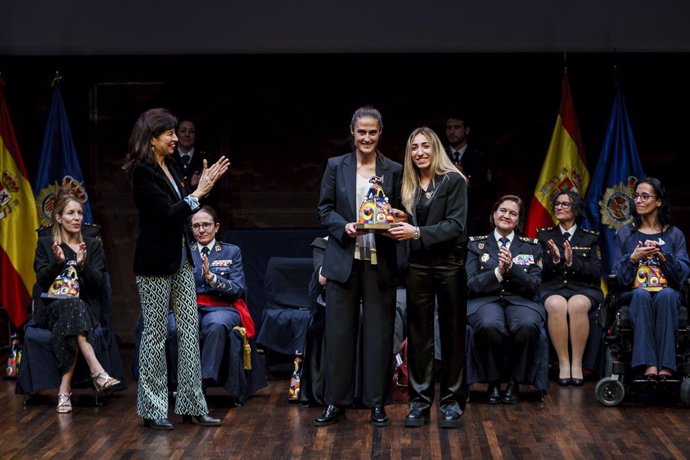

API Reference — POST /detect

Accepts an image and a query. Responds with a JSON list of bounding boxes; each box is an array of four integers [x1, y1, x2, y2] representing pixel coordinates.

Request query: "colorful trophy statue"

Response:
[[354, 176, 400, 230]]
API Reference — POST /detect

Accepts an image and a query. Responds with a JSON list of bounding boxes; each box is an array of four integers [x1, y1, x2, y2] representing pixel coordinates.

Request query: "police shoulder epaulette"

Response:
[[536, 226, 554, 233], [518, 236, 539, 244], [469, 235, 489, 242], [582, 228, 600, 236], [190, 242, 198, 251]]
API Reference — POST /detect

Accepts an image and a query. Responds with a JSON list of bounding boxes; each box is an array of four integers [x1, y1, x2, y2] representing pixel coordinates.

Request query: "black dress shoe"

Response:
[[143, 418, 174, 430], [557, 378, 571, 386], [314, 405, 346, 426], [371, 406, 389, 427], [438, 404, 463, 429], [404, 406, 430, 427], [182, 414, 222, 426], [502, 381, 519, 404], [570, 378, 584, 387], [487, 383, 503, 405]]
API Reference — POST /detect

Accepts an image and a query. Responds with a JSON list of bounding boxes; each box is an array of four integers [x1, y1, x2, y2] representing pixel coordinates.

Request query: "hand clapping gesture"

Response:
[[498, 246, 513, 275], [201, 253, 213, 283], [76, 242, 87, 269], [194, 156, 231, 198], [52, 241, 66, 264]]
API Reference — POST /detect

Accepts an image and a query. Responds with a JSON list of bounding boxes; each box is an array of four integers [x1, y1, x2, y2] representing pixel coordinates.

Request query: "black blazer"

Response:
[[131, 158, 196, 276], [466, 234, 544, 319], [409, 172, 468, 258], [317, 152, 403, 289], [537, 226, 604, 305], [33, 235, 106, 320]]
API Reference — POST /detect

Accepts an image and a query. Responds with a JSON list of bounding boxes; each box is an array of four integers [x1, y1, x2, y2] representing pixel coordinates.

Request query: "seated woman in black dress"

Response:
[[537, 191, 604, 386], [33, 188, 120, 413]]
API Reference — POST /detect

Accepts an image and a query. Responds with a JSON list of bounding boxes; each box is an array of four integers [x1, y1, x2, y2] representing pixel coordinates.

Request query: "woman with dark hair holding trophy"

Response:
[[315, 106, 403, 427]]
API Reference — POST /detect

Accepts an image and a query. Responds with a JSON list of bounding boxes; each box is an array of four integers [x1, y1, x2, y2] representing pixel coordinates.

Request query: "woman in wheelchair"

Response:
[[612, 177, 690, 381], [33, 188, 120, 413], [537, 191, 604, 386], [466, 195, 544, 404]]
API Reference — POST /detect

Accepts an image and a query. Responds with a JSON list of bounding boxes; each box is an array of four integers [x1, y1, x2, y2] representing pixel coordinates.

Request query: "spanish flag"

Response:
[[0, 77, 39, 328], [525, 72, 590, 237]]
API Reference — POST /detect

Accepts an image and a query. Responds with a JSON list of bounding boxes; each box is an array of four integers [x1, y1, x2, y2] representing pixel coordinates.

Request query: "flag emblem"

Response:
[[35, 175, 89, 226], [599, 176, 639, 230]]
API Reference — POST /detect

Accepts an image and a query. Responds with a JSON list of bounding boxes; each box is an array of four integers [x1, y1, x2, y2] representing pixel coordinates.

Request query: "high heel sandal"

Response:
[[57, 393, 72, 414], [91, 371, 120, 392]]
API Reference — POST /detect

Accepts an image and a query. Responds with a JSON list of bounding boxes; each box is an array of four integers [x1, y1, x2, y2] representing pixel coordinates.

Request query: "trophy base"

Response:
[[355, 223, 401, 231]]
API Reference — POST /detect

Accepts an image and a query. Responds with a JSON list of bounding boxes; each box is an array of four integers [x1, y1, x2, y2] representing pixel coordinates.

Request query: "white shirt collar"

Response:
[[494, 230, 514, 247], [198, 238, 216, 254], [559, 224, 577, 236], [178, 146, 196, 158]]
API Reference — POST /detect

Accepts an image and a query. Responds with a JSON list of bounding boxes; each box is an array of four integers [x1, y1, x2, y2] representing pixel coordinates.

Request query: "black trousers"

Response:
[[468, 302, 541, 383], [325, 260, 395, 407], [406, 249, 467, 411]]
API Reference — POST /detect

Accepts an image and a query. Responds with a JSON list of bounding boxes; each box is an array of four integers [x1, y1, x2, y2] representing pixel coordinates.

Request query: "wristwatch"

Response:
[[412, 227, 420, 240]]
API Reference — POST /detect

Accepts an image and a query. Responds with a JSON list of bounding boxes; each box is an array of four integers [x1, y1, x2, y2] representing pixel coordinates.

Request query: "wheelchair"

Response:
[[595, 274, 690, 407]]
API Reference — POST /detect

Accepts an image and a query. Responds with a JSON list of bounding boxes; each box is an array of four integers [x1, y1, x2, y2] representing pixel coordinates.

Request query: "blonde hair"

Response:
[[401, 127, 466, 214], [51, 188, 84, 245]]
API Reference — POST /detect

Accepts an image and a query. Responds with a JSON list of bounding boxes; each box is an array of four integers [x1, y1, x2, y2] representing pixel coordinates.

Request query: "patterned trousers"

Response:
[[136, 263, 208, 418]]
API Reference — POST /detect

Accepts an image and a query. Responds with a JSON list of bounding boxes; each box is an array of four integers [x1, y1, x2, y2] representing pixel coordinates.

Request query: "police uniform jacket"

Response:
[[131, 158, 196, 276], [537, 226, 604, 304], [466, 234, 544, 319], [317, 152, 403, 289], [190, 241, 246, 304]]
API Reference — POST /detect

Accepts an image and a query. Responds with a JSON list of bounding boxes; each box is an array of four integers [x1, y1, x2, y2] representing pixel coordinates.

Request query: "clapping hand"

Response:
[[202, 253, 213, 282], [76, 242, 87, 269], [498, 246, 513, 274], [52, 241, 66, 264], [547, 239, 561, 263], [194, 156, 231, 198], [563, 240, 573, 266]]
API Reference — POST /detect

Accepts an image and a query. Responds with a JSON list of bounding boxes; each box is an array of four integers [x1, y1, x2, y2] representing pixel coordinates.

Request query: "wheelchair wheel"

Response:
[[595, 377, 625, 406], [680, 378, 690, 407]]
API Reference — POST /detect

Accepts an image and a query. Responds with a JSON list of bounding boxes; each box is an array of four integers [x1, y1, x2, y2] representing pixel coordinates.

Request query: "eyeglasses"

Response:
[[553, 201, 572, 209], [632, 193, 657, 202], [192, 222, 215, 231]]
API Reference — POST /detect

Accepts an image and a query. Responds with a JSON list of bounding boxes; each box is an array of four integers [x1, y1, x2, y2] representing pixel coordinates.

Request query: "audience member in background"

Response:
[[190, 205, 254, 389], [33, 188, 120, 414], [466, 194, 544, 404], [299, 236, 328, 406], [537, 190, 604, 386], [172, 119, 219, 207], [123, 107, 229, 430], [612, 177, 690, 380], [315, 106, 403, 427], [388, 127, 468, 428], [444, 114, 495, 236]]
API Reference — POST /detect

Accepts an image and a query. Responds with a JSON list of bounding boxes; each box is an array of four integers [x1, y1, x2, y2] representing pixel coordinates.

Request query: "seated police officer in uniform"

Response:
[[190, 205, 254, 388], [537, 191, 604, 386], [467, 194, 544, 404]]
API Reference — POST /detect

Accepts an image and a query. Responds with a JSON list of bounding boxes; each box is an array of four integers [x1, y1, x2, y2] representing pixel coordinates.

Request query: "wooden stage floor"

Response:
[[2, 350, 690, 459]]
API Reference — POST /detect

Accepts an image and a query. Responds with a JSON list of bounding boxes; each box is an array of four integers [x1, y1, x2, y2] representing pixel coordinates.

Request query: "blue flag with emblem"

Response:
[[582, 81, 645, 280], [33, 77, 93, 227]]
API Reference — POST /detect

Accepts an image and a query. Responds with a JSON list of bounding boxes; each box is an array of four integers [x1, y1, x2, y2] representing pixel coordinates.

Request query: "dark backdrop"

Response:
[[2, 52, 690, 343]]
